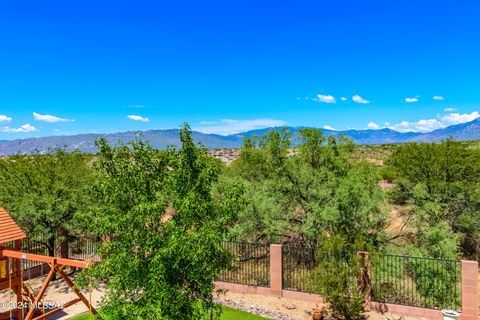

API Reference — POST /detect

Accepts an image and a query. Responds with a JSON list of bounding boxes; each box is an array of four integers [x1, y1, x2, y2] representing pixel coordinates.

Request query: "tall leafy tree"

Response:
[[228, 128, 385, 319], [387, 139, 480, 259], [0, 150, 95, 256], [228, 128, 386, 246], [82, 124, 244, 320]]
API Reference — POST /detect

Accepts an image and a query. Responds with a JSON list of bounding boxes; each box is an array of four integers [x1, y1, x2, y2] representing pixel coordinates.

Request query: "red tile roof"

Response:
[[0, 208, 26, 243]]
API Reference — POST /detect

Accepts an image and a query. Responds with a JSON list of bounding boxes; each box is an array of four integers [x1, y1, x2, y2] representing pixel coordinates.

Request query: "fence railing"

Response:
[[282, 243, 318, 293], [68, 238, 101, 262], [1, 235, 53, 272], [0, 235, 100, 266], [372, 254, 462, 311], [218, 241, 270, 287], [281, 244, 462, 311], [20, 236, 52, 271], [2, 235, 466, 312]]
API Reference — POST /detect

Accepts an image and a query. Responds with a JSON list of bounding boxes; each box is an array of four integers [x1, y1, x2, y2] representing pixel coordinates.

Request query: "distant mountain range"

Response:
[[0, 117, 479, 155]]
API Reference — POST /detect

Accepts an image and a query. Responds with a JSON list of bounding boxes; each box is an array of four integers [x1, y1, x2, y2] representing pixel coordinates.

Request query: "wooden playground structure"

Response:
[[0, 208, 97, 320]]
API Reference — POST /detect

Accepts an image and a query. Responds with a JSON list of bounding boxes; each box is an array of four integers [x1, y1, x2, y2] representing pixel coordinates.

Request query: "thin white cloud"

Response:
[[392, 119, 448, 132], [340, 97, 348, 101], [444, 107, 457, 112], [194, 118, 287, 135], [352, 95, 371, 104], [33, 112, 73, 123], [323, 125, 335, 130], [0, 115, 12, 123], [433, 95, 445, 101], [404, 97, 419, 103], [127, 115, 149, 122], [367, 122, 380, 129], [385, 111, 480, 133], [1, 123, 37, 133], [440, 111, 479, 125], [315, 94, 336, 104]]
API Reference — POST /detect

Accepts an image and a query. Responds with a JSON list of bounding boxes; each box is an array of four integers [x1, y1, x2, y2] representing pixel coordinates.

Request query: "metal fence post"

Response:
[[269, 244, 283, 296], [460, 260, 478, 320]]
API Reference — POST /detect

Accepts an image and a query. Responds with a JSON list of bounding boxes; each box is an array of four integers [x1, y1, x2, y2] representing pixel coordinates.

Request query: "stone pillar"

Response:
[[460, 260, 478, 320], [269, 244, 283, 297]]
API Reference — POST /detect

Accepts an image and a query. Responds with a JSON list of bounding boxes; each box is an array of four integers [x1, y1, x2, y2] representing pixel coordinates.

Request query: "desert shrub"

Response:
[[313, 236, 371, 320], [410, 258, 461, 309], [379, 165, 397, 182], [371, 251, 461, 310]]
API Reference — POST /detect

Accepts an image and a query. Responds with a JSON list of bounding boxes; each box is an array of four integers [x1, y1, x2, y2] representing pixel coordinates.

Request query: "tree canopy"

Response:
[[0, 149, 96, 256], [227, 128, 387, 247], [81, 124, 245, 320], [387, 139, 480, 259]]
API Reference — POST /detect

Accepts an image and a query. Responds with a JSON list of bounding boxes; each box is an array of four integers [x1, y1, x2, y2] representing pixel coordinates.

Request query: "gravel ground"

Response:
[[214, 291, 429, 320]]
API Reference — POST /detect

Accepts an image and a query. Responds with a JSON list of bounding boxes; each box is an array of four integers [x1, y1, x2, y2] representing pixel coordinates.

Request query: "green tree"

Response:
[[228, 128, 386, 246], [0, 150, 96, 256], [82, 124, 244, 320], [387, 140, 480, 258]]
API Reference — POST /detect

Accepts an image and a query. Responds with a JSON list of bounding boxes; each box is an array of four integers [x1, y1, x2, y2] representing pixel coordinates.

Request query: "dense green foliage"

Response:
[[0, 150, 96, 256], [386, 139, 480, 259], [313, 236, 371, 320], [227, 128, 387, 246], [79, 124, 245, 320], [2, 124, 479, 317], [224, 128, 388, 319]]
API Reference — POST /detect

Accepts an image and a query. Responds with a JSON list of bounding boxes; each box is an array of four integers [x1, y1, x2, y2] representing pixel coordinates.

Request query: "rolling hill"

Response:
[[0, 118, 479, 155]]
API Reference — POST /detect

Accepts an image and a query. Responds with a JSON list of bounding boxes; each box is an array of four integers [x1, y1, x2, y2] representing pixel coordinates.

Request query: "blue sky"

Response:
[[1, 1, 480, 139]]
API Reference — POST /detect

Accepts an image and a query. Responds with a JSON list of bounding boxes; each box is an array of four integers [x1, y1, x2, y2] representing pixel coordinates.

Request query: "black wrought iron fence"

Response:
[[1, 236, 51, 272], [20, 235, 52, 270], [218, 241, 270, 287], [372, 254, 461, 311], [282, 243, 318, 293], [2, 233, 466, 312], [68, 238, 101, 262], [1, 233, 101, 270]]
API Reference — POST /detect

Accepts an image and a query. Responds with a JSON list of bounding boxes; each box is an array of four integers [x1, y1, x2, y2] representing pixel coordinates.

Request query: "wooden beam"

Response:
[[56, 267, 98, 315], [23, 283, 36, 305], [16, 283, 23, 320], [0, 312, 16, 320], [0, 278, 21, 291], [1, 249, 90, 269], [0, 248, 97, 320], [24, 266, 55, 320]]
